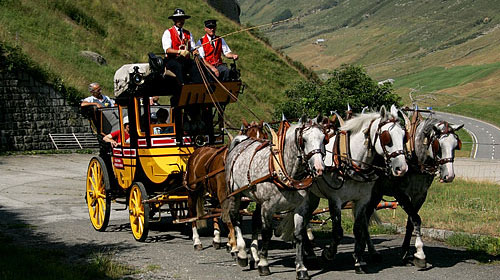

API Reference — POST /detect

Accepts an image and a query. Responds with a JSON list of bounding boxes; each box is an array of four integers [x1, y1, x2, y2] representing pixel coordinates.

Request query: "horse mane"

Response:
[[414, 117, 441, 161], [341, 112, 380, 134]]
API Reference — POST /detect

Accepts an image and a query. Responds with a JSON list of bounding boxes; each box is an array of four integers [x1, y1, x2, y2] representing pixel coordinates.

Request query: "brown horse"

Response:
[[185, 120, 267, 251]]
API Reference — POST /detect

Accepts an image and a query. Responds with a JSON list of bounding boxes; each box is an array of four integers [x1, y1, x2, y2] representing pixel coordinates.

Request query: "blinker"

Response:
[[380, 130, 392, 147]]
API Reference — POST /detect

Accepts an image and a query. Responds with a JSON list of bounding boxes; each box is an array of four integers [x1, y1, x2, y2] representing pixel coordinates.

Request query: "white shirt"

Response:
[[162, 26, 196, 53], [83, 95, 115, 107], [196, 35, 232, 58]]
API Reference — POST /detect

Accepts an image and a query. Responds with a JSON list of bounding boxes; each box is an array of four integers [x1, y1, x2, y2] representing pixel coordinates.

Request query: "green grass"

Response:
[[0, 233, 134, 279], [0, 0, 305, 124], [376, 178, 500, 238], [447, 233, 500, 257], [455, 129, 473, 158], [240, 0, 500, 127], [394, 63, 500, 93]]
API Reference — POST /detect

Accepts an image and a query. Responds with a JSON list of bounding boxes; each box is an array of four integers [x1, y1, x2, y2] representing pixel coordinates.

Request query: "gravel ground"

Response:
[[0, 153, 498, 280]]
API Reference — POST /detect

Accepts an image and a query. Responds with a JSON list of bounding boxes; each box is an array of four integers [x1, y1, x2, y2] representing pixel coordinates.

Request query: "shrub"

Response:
[[275, 64, 401, 118]]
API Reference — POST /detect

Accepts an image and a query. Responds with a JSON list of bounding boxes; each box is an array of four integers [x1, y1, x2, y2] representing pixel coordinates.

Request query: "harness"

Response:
[[227, 121, 324, 198], [405, 114, 461, 174]]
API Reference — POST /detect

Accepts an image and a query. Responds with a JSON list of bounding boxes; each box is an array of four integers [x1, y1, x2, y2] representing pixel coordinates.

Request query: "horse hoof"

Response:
[[296, 270, 310, 280], [249, 260, 256, 270], [258, 266, 271, 276], [237, 257, 248, 267], [213, 241, 222, 250], [413, 257, 427, 268], [355, 266, 366, 274], [194, 244, 203, 251]]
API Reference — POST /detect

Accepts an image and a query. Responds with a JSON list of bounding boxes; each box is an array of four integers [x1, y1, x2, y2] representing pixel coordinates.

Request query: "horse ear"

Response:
[[399, 109, 411, 126], [315, 114, 323, 124], [361, 106, 369, 114], [379, 105, 387, 118], [390, 104, 399, 119], [451, 124, 464, 131], [433, 123, 442, 134], [281, 113, 287, 122], [242, 118, 249, 127], [299, 114, 308, 124]]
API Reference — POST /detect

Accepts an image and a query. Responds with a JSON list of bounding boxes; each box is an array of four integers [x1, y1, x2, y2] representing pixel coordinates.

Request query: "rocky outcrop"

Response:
[[207, 0, 240, 23]]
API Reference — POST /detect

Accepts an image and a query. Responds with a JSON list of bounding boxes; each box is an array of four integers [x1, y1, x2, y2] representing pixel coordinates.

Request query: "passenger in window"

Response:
[[81, 82, 115, 108], [150, 96, 160, 105], [104, 116, 130, 147], [154, 108, 174, 134]]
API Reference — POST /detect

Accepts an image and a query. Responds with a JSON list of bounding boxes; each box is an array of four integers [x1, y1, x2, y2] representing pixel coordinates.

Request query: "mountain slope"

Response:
[[238, 0, 500, 125], [0, 0, 304, 124]]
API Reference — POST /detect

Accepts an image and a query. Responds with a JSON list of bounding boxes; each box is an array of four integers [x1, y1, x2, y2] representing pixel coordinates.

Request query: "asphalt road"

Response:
[[0, 154, 499, 280], [430, 112, 500, 160]]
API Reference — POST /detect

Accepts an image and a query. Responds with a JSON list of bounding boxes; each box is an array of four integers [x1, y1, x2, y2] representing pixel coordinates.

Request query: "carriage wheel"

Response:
[[129, 182, 150, 242], [86, 157, 111, 232]]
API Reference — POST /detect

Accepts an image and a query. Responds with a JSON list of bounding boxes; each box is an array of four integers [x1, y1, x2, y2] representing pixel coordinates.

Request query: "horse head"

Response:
[[240, 119, 268, 139], [430, 121, 463, 182], [370, 105, 408, 176], [292, 115, 326, 177]]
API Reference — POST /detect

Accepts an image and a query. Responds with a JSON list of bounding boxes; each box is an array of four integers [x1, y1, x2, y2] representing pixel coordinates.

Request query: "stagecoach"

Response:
[[83, 54, 241, 241]]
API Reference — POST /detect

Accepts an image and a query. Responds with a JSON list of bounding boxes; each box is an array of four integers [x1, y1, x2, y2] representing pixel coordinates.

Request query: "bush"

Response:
[[272, 9, 292, 23], [275, 64, 401, 118]]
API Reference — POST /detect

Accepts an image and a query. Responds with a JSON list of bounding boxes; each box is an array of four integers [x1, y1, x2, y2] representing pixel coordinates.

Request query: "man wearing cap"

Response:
[[162, 8, 201, 84], [81, 82, 115, 108], [197, 19, 238, 81], [103, 116, 130, 147]]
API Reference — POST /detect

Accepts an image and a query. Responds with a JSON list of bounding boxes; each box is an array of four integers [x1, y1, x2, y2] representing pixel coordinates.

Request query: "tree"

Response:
[[276, 64, 401, 118]]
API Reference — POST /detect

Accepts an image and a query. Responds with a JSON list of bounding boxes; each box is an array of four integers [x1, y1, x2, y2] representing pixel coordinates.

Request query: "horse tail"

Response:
[[369, 211, 382, 226], [276, 212, 295, 242]]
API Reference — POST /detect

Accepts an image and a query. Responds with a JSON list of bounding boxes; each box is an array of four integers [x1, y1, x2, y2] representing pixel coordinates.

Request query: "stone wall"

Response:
[[0, 71, 90, 151]]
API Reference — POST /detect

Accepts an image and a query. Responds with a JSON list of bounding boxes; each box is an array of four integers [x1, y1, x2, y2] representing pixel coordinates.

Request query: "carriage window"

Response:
[[135, 98, 148, 136], [151, 106, 175, 135], [119, 106, 130, 147]]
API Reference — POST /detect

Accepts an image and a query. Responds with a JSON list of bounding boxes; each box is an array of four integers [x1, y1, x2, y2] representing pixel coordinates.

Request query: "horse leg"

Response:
[[228, 196, 247, 267], [395, 191, 427, 268], [352, 203, 368, 274], [250, 204, 262, 270], [188, 193, 203, 250], [365, 189, 384, 262], [321, 200, 342, 262], [257, 207, 273, 276], [213, 217, 222, 249], [295, 193, 319, 280]]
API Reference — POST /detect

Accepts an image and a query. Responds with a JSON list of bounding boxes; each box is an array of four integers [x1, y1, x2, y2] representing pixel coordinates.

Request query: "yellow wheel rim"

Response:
[[86, 159, 107, 230], [129, 185, 145, 240]]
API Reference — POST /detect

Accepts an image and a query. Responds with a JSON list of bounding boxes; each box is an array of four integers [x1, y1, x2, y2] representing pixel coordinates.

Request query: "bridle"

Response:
[[428, 121, 462, 165], [371, 118, 406, 166], [295, 122, 327, 174]]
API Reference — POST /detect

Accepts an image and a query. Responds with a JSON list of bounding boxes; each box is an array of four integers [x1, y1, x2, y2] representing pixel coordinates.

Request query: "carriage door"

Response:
[[112, 105, 136, 189]]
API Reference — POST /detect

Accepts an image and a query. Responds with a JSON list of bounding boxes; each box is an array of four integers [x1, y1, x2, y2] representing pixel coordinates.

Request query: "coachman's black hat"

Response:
[[204, 19, 217, 28], [168, 8, 191, 19]]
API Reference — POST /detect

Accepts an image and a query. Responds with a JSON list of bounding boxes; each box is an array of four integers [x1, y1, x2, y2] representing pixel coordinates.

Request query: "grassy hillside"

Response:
[[238, 0, 500, 125], [0, 0, 305, 124]]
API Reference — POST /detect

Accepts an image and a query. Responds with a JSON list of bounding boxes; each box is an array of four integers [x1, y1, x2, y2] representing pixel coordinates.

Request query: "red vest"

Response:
[[168, 26, 191, 51], [201, 34, 223, 66]]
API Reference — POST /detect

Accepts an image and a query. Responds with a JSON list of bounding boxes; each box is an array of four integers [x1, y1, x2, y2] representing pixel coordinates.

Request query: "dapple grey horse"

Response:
[[365, 113, 463, 268], [292, 105, 409, 279], [224, 117, 326, 276]]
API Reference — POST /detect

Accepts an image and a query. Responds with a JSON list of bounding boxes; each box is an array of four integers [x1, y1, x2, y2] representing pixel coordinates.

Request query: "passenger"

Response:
[[153, 108, 174, 134], [150, 96, 160, 105], [103, 116, 130, 147], [197, 19, 239, 81], [183, 107, 206, 134], [161, 8, 202, 84], [81, 82, 115, 108]]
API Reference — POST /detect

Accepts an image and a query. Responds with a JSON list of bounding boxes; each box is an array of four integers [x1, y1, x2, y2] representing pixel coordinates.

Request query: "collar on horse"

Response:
[[227, 120, 323, 199]]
